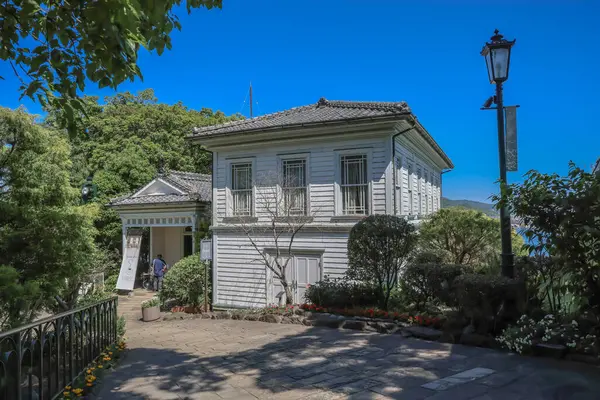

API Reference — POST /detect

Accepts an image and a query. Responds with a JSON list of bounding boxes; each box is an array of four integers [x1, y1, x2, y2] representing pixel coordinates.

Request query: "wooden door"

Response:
[[293, 255, 321, 304]]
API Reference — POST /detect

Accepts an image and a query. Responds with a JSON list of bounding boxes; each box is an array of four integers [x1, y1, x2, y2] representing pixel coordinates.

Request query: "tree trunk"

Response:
[[284, 284, 294, 306]]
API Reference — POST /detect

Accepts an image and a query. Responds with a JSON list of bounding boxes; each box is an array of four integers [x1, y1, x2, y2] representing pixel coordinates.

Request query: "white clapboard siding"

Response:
[[394, 136, 442, 218], [213, 232, 349, 308], [214, 136, 389, 223]]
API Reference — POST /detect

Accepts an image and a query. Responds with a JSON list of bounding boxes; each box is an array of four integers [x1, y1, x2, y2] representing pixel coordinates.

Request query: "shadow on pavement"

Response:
[[95, 320, 600, 400]]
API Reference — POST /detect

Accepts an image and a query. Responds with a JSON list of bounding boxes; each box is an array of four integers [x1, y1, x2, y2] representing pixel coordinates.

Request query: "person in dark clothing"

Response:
[[152, 254, 166, 291]]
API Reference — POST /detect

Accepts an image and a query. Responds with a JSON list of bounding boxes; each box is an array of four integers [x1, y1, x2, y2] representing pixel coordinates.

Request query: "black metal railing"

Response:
[[0, 297, 118, 400]]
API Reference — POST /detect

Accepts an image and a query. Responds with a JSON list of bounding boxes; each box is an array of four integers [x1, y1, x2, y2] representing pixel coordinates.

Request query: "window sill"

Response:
[[274, 216, 314, 224], [222, 216, 258, 224], [330, 215, 367, 223]]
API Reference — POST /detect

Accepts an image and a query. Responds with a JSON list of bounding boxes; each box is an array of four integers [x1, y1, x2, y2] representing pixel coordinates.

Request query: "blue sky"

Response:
[[1, 1, 598, 203]]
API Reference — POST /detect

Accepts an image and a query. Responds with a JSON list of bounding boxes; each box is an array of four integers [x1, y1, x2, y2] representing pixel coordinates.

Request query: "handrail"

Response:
[[0, 296, 118, 338], [0, 296, 119, 400]]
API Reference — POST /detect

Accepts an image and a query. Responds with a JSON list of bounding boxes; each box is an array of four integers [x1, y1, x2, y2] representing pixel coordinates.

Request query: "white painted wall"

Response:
[[214, 135, 390, 224], [393, 135, 442, 217], [213, 231, 349, 308], [150, 226, 184, 267]]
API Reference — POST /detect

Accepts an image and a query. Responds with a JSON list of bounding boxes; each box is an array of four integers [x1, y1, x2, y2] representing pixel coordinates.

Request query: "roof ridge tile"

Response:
[[191, 98, 411, 137]]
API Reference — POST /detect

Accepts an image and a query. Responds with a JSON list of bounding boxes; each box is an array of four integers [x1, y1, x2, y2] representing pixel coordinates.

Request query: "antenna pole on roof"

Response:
[[249, 82, 253, 118]]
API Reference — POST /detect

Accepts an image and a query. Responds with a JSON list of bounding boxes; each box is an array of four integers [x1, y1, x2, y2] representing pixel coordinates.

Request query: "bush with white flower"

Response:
[[497, 314, 598, 355]]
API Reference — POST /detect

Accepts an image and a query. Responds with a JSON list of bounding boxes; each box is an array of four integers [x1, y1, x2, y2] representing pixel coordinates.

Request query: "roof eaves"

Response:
[[411, 117, 454, 169], [187, 112, 411, 141]]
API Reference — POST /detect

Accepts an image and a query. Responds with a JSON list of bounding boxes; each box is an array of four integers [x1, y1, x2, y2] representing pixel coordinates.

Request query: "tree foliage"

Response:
[[347, 215, 417, 310], [0, 107, 100, 329], [495, 164, 600, 312], [0, 0, 222, 132], [46, 89, 241, 263], [419, 207, 524, 268]]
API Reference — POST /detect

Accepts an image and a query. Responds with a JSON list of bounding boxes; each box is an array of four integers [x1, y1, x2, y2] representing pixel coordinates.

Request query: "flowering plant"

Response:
[[57, 339, 127, 399], [497, 314, 598, 355], [299, 303, 442, 328]]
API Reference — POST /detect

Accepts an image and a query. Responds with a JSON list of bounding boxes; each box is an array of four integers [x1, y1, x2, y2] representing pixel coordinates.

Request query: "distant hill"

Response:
[[441, 197, 498, 217]]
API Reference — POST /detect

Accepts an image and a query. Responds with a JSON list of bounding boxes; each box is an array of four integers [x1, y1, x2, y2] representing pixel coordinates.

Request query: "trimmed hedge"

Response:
[[453, 273, 524, 332], [400, 263, 465, 309], [159, 255, 210, 307], [304, 276, 379, 309]]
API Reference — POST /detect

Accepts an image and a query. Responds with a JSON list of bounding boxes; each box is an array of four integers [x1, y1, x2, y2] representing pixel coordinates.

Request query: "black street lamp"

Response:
[[481, 29, 516, 278], [81, 174, 97, 204]]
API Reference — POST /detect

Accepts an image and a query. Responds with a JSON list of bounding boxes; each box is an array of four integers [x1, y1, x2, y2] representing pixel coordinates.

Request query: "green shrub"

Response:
[[400, 264, 464, 309], [412, 250, 445, 265], [347, 215, 417, 310], [76, 289, 114, 308], [117, 315, 126, 338], [453, 273, 524, 333], [104, 274, 118, 293], [159, 255, 210, 307], [304, 276, 379, 309]]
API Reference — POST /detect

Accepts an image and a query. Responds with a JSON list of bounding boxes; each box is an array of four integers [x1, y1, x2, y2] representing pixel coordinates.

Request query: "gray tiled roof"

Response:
[[109, 171, 211, 207], [191, 98, 411, 137]]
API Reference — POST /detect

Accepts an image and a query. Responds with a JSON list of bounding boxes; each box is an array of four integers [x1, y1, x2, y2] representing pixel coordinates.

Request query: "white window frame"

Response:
[[407, 162, 414, 216], [278, 153, 310, 216], [334, 149, 372, 216], [394, 156, 403, 215], [417, 166, 422, 216], [226, 158, 256, 217], [424, 170, 430, 215]]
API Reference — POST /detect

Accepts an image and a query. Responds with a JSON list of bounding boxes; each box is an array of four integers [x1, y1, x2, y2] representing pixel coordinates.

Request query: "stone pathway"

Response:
[[96, 299, 600, 400]]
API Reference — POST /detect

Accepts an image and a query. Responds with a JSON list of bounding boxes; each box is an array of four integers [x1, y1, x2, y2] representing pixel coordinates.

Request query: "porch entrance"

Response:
[[118, 212, 205, 290]]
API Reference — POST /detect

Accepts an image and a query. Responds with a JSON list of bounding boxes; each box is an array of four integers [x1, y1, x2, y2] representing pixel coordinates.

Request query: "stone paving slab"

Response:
[[96, 298, 600, 399]]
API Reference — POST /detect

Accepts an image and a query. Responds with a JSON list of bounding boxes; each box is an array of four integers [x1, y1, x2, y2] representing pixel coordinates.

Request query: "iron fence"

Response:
[[0, 297, 118, 400]]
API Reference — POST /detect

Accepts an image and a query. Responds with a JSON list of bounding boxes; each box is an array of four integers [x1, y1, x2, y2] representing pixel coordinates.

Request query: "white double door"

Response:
[[270, 254, 321, 305]]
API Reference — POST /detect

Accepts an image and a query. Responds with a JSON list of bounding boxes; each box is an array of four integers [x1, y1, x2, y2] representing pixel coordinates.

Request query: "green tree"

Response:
[[46, 89, 241, 267], [419, 207, 524, 268], [0, 107, 100, 329], [0, 0, 222, 132], [347, 215, 418, 310], [495, 164, 600, 312]]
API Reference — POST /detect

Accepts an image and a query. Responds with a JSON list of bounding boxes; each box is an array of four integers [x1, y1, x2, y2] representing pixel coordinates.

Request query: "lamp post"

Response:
[[81, 174, 97, 204], [481, 29, 516, 278]]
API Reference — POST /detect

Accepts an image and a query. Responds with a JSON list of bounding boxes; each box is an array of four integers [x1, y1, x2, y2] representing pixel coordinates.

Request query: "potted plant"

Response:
[[141, 297, 161, 322]]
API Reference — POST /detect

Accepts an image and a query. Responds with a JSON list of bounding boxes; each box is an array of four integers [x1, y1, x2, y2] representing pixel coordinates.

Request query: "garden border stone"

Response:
[[342, 320, 368, 331]]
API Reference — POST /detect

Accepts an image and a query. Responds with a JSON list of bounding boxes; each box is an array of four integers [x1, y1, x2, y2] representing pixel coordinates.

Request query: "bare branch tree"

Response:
[[230, 170, 317, 306]]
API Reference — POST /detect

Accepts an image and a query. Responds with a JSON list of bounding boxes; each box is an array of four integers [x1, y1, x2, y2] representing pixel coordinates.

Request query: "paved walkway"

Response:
[[97, 294, 600, 400]]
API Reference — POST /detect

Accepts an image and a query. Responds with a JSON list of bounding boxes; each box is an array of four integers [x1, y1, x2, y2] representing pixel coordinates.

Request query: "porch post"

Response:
[[149, 226, 153, 269], [191, 214, 197, 253], [121, 220, 127, 257]]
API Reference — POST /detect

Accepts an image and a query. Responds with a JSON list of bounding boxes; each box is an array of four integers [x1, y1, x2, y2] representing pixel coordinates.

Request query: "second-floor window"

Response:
[[341, 154, 368, 215], [425, 171, 430, 214], [408, 163, 414, 215], [395, 157, 402, 215], [417, 167, 422, 215], [231, 163, 252, 216], [282, 159, 307, 215]]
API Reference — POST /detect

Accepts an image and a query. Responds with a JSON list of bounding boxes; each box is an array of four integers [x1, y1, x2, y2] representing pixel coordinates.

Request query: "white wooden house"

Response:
[[189, 98, 453, 308]]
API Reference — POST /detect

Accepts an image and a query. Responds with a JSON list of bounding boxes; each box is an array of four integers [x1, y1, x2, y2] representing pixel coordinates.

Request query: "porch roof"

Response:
[[108, 170, 211, 207]]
